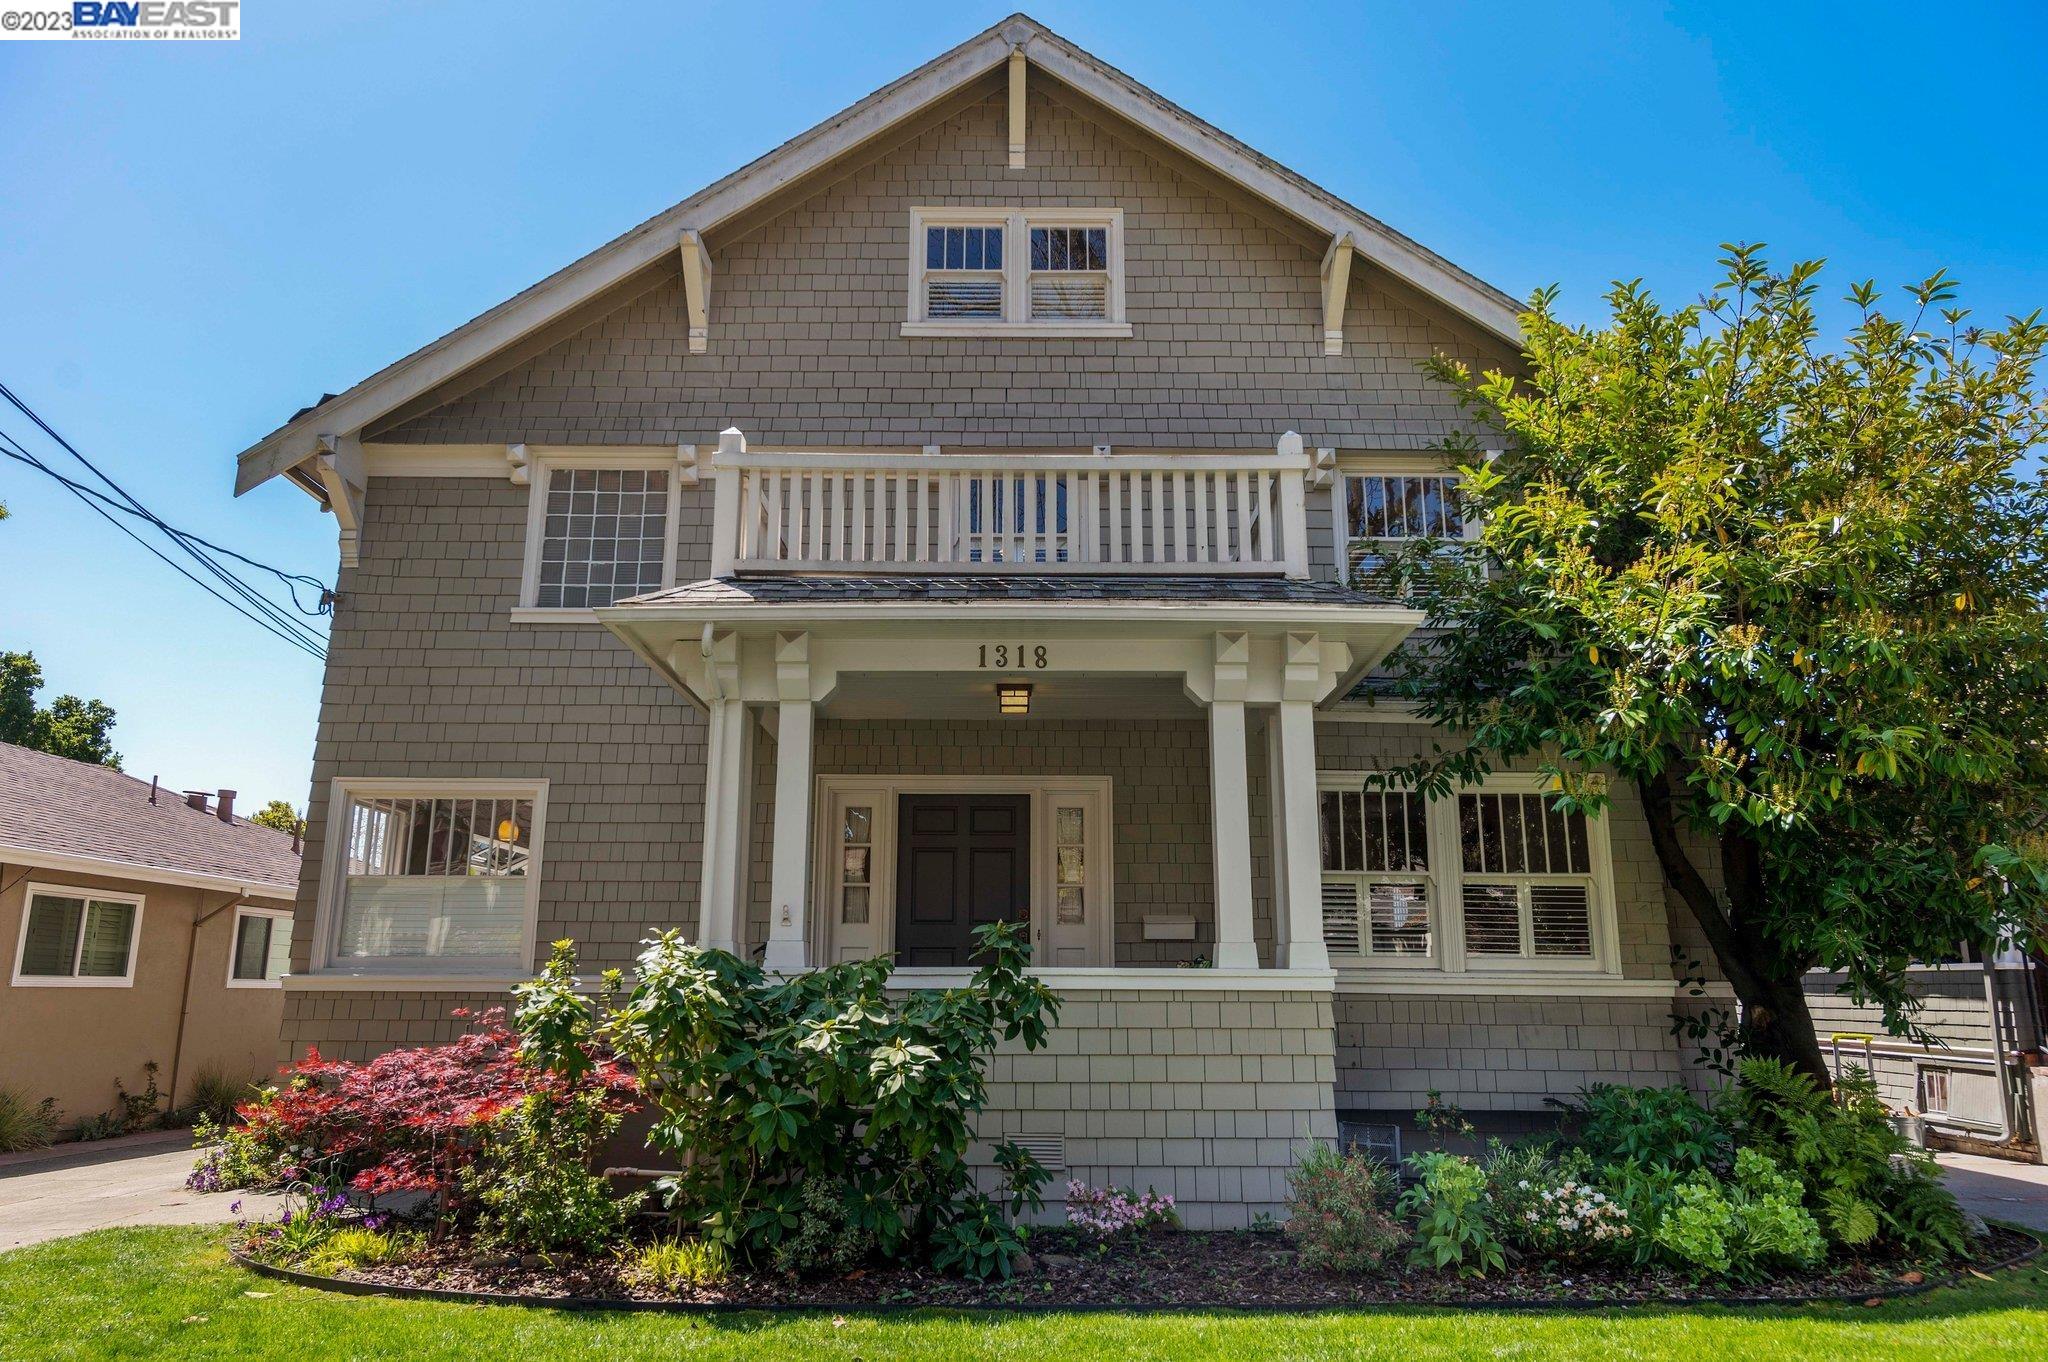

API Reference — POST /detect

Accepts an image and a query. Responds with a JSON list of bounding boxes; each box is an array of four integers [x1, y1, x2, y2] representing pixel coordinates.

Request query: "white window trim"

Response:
[[810, 774, 1115, 970], [310, 777, 549, 979], [1318, 771, 1621, 979], [516, 451, 684, 615], [11, 882, 145, 988], [225, 904, 295, 989], [903, 207, 1131, 338]]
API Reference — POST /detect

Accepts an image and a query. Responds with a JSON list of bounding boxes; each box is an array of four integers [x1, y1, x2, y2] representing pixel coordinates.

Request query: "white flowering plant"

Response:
[[1513, 1177, 1633, 1260]]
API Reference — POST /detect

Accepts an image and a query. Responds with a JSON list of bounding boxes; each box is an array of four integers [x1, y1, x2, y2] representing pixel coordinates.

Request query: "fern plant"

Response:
[[1725, 1058, 1967, 1258]]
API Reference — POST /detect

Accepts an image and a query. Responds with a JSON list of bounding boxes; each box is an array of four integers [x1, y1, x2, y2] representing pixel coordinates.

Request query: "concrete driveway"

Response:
[[1938, 1151, 2048, 1234], [0, 1131, 283, 1252]]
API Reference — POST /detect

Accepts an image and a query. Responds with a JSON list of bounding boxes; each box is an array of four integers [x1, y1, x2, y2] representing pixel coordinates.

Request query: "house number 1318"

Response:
[[979, 644, 1049, 669]]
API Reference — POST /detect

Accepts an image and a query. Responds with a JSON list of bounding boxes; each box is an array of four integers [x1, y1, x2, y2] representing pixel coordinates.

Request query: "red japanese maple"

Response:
[[236, 1008, 635, 1199]]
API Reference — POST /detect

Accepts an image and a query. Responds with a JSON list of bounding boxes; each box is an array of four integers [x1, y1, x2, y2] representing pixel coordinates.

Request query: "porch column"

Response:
[[691, 630, 747, 953], [696, 697, 750, 952], [1208, 632, 1259, 968], [763, 631, 813, 972], [1273, 633, 1330, 970]]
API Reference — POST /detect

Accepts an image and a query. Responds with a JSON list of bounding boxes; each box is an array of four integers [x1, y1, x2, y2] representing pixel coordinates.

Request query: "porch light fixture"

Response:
[[997, 683, 1033, 716]]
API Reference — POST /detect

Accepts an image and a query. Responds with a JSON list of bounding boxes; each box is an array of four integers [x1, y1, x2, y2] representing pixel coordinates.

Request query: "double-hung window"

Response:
[[318, 780, 547, 976], [1456, 791, 1597, 963], [906, 208, 1127, 336], [1338, 465, 1475, 590], [227, 906, 294, 986], [12, 885, 143, 986], [1319, 788, 1434, 958], [1318, 775, 1613, 974], [519, 456, 683, 613]]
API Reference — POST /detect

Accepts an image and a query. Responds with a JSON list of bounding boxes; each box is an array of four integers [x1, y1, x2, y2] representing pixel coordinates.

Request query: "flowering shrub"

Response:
[[1064, 1181, 1178, 1239], [1653, 1148, 1825, 1279], [188, 1008, 635, 1219], [1510, 1177, 1632, 1259]]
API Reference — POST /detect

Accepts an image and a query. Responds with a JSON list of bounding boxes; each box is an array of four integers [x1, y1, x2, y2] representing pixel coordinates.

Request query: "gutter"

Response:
[[167, 892, 246, 1111]]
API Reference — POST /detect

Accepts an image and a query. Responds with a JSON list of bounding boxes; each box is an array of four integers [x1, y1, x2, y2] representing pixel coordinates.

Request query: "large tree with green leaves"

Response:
[[0, 650, 121, 769], [1388, 246, 2048, 1082]]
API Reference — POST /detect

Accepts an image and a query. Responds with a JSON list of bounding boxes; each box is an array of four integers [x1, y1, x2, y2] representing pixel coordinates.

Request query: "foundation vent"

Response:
[[1007, 1134, 1067, 1173]]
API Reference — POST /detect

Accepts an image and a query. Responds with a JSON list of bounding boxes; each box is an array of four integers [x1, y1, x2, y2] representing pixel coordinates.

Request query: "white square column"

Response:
[[763, 631, 814, 973], [1208, 632, 1259, 968], [690, 631, 748, 954], [1273, 633, 1330, 971]]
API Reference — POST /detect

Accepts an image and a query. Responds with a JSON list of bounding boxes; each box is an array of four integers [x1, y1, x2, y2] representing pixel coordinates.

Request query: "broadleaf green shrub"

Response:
[[1553, 1082, 1731, 1174], [514, 922, 1058, 1280], [462, 1089, 642, 1255], [1397, 1151, 1505, 1277]]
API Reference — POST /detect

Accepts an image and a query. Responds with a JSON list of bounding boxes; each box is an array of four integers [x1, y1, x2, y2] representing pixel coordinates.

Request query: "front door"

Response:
[[893, 794, 1030, 965]]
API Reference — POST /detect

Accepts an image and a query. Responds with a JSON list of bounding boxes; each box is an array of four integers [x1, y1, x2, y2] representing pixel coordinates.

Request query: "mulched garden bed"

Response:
[[234, 1223, 2041, 1313]]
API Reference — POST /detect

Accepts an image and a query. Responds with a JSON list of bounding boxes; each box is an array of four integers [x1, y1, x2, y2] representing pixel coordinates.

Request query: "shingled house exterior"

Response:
[[232, 16, 1730, 1225]]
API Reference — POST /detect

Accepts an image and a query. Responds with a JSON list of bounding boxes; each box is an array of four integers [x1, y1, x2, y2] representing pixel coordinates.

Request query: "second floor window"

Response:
[[908, 209, 1126, 335], [529, 464, 675, 609], [1341, 469, 1472, 588]]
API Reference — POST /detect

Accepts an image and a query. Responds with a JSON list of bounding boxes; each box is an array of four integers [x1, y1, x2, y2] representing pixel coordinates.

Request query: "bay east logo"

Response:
[[71, 1, 239, 36]]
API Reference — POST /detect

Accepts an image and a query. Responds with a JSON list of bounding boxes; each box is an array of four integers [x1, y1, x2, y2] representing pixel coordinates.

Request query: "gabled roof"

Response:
[[0, 742, 301, 897], [233, 13, 1522, 497]]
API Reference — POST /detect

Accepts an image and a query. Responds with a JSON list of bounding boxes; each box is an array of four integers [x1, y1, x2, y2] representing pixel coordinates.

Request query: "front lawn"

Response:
[[3, 1226, 2044, 1362]]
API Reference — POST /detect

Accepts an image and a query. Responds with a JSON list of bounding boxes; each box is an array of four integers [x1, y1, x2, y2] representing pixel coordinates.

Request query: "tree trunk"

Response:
[[1634, 771, 1833, 1088]]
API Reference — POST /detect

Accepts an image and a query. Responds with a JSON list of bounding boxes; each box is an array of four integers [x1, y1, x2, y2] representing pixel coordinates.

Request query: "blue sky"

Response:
[[1, 1, 2043, 814]]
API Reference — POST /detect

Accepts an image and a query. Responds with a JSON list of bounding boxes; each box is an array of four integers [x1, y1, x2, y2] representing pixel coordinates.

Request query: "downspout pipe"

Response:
[[168, 891, 248, 1111], [1984, 956, 2018, 1144]]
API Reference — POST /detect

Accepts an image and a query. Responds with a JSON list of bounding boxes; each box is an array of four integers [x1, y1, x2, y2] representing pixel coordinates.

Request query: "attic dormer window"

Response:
[[905, 208, 1129, 338]]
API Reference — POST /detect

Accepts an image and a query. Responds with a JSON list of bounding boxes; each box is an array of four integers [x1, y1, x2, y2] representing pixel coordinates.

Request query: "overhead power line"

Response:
[[0, 383, 332, 661]]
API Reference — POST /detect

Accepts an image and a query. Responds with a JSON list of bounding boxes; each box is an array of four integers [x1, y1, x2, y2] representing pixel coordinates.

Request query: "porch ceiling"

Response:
[[821, 670, 1197, 721]]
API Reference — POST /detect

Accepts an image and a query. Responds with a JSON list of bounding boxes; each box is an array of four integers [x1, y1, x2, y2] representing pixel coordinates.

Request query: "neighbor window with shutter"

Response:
[[906, 209, 1127, 336], [228, 906, 294, 986], [1339, 468, 1475, 591], [12, 885, 144, 986], [317, 780, 547, 975], [1316, 775, 1613, 975]]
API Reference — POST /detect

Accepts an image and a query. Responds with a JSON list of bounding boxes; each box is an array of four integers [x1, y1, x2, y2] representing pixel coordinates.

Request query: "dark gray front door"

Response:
[[893, 794, 1030, 966]]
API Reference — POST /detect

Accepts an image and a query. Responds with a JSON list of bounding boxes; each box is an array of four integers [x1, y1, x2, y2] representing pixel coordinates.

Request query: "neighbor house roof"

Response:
[[0, 742, 301, 897], [233, 12, 1523, 498]]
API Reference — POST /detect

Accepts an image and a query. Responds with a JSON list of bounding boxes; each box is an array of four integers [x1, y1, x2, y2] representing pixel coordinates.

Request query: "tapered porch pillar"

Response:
[[1208, 632, 1259, 968], [1273, 633, 1330, 970], [696, 696, 751, 952], [763, 631, 813, 972]]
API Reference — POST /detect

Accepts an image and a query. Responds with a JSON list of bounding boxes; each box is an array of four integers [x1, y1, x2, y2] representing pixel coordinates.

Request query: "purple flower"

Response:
[[229, 1200, 243, 1216]]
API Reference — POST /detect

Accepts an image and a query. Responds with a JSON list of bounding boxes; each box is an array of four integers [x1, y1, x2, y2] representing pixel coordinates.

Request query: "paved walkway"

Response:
[[0, 1131, 284, 1253], [1936, 1151, 2048, 1233]]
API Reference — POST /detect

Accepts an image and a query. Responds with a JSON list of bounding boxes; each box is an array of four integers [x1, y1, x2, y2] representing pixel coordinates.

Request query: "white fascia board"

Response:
[[0, 843, 296, 900], [596, 600, 1425, 631], [234, 17, 1522, 499]]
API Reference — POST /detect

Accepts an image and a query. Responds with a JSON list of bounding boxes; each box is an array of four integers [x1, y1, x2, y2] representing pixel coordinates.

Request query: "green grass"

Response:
[[2, 1226, 2045, 1361]]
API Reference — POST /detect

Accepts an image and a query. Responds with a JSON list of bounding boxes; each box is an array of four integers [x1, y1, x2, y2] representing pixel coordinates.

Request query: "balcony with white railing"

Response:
[[706, 431, 1319, 579]]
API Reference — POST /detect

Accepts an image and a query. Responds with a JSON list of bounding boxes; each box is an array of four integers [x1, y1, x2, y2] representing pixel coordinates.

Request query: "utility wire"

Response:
[[0, 436, 332, 618], [0, 424, 329, 656], [0, 387, 331, 661]]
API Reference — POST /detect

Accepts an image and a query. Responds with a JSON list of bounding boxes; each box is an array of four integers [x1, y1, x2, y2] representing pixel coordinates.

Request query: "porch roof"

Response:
[[618, 573, 1398, 609]]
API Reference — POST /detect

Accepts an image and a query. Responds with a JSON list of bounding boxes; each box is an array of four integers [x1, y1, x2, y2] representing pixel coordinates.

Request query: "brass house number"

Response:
[[978, 645, 1049, 669]]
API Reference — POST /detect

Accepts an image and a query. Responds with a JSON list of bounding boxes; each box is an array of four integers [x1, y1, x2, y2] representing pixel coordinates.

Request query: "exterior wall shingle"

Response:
[[373, 87, 1513, 456]]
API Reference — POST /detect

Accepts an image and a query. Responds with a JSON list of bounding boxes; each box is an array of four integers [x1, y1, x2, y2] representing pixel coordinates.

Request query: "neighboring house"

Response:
[[0, 742, 301, 1125], [230, 14, 1737, 1226]]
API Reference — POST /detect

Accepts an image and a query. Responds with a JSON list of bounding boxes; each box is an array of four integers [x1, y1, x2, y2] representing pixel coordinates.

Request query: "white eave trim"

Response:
[[596, 600, 1426, 628], [1334, 971, 1717, 999], [0, 843, 296, 900], [232, 16, 1520, 498]]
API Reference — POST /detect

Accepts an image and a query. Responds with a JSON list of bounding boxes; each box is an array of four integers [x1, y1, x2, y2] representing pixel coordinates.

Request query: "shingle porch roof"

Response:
[[621, 574, 1400, 609]]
